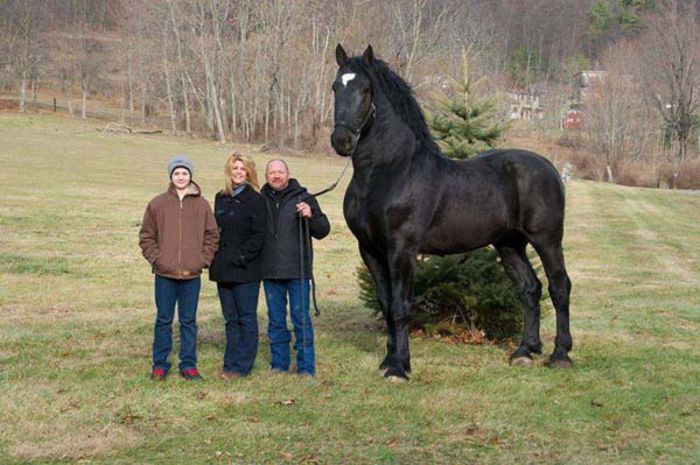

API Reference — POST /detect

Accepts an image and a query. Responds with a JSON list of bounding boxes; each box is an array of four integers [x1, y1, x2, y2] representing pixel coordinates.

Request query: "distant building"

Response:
[[564, 70, 609, 129], [507, 87, 545, 120], [572, 70, 608, 106]]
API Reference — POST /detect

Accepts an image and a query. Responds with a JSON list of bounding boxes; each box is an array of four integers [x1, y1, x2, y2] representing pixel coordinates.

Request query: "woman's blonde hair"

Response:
[[224, 152, 260, 194]]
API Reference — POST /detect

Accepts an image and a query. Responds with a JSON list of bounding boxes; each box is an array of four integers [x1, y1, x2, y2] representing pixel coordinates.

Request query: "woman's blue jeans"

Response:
[[263, 279, 315, 375], [217, 281, 260, 375], [152, 275, 200, 372]]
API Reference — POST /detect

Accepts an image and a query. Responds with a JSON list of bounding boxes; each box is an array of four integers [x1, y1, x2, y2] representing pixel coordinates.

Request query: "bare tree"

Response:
[[640, 1, 700, 164], [587, 41, 643, 180], [2, 0, 44, 113]]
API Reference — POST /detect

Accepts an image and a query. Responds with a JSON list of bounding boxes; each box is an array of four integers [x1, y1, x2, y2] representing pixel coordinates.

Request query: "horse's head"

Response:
[[330, 44, 375, 157]]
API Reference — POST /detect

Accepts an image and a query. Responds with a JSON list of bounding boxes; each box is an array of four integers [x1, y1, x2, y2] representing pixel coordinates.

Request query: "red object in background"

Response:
[[564, 109, 583, 129]]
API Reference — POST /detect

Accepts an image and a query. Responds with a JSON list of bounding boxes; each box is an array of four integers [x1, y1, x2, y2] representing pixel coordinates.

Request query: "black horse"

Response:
[[330, 44, 573, 381]]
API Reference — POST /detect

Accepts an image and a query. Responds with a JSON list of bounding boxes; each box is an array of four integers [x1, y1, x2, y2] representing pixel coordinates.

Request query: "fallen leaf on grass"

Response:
[[385, 439, 399, 448], [300, 454, 319, 464], [487, 436, 504, 446], [280, 451, 293, 461], [117, 413, 141, 425], [275, 399, 297, 406], [591, 400, 604, 408]]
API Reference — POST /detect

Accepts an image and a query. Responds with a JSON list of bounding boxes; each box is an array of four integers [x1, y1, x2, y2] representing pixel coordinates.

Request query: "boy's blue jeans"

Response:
[[263, 279, 315, 375], [153, 275, 200, 372], [217, 281, 260, 375]]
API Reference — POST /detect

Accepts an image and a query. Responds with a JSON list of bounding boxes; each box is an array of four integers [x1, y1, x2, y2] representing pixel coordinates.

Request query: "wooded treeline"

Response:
[[2, 0, 700, 186]]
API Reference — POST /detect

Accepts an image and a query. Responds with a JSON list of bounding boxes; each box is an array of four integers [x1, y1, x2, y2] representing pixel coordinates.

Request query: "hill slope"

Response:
[[1, 113, 698, 464]]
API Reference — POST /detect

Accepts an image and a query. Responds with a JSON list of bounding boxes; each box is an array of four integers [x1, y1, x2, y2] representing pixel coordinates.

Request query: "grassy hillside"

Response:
[[1, 112, 698, 464]]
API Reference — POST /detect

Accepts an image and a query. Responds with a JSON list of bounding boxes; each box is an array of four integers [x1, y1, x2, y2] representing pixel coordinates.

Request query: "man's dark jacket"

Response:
[[260, 178, 330, 280], [209, 185, 267, 283]]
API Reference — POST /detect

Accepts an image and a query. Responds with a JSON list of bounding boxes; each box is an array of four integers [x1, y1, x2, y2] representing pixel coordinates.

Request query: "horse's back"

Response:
[[472, 149, 566, 237], [424, 149, 565, 252]]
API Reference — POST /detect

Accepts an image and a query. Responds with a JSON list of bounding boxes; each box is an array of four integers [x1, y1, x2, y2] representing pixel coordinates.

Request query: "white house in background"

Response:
[[507, 87, 545, 120]]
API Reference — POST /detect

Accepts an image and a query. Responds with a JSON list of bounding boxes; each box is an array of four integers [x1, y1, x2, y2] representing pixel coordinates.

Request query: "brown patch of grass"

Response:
[[8, 424, 141, 461]]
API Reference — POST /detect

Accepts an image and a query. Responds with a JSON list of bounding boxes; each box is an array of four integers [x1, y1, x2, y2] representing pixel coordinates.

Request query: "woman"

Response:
[[209, 152, 267, 379]]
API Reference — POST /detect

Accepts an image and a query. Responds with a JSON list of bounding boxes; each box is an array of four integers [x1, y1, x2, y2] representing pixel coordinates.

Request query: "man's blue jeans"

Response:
[[153, 275, 200, 372], [263, 279, 315, 375], [217, 281, 260, 375]]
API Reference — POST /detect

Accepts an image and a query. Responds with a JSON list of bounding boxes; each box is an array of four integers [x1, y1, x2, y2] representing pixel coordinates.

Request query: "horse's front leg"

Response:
[[384, 246, 417, 381], [359, 245, 395, 371]]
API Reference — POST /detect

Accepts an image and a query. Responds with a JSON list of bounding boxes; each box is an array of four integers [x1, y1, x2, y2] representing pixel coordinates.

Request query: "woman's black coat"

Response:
[[209, 185, 267, 283]]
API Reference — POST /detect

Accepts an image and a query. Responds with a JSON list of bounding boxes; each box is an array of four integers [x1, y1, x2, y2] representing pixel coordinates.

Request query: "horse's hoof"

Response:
[[510, 356, 534, 367], [548, 357, 573, 369], [384, 366, 409, 382]]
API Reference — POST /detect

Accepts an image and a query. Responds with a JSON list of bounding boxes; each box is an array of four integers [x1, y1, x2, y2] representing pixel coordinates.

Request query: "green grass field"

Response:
[[1, 112, 698, 464]]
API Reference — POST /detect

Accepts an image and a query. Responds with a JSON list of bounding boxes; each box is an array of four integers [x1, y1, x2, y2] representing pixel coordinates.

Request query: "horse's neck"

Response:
[[351, 94, 418, 179], [352, 96, 436, 187]]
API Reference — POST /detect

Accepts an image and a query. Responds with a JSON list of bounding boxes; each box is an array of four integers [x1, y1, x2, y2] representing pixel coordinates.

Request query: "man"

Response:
[[260, 159, 330, 377], [138, 155, 219, 381]]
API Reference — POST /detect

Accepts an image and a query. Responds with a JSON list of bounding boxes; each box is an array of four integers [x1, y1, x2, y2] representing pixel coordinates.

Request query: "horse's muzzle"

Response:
[[330, 126, 356, 157]]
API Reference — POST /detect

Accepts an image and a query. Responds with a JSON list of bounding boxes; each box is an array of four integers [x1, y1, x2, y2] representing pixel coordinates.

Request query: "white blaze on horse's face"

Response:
[[331, 69, 372, 156], [341, 73, 356, 87]]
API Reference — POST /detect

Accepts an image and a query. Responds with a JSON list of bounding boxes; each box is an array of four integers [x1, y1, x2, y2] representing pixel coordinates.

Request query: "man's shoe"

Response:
[[151, 367, 167, 381], [267, 367, 288, 376], [180, 368, 203, 380]]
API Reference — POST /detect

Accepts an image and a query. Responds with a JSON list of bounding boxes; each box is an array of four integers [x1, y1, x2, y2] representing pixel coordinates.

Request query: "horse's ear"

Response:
[[336, 44, 347, 67], [362, 44, 374, 67]]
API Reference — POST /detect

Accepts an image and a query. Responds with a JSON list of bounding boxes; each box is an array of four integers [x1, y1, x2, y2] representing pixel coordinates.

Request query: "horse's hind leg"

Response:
[[496, 237, 543, 366], [531, 240, 573, 368], [359, 245, 397, 372]]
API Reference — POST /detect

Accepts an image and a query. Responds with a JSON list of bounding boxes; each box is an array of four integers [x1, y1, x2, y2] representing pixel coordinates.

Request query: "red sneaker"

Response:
[[180, 368, 203, 380], [151, 367, 167, 381]]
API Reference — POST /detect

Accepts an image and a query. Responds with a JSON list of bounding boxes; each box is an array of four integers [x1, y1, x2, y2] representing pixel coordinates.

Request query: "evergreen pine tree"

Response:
[[428, 50, 508, 159]]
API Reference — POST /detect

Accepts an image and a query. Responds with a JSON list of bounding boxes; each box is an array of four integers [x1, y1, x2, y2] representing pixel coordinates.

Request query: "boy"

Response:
[[139, 155, 219, 380]]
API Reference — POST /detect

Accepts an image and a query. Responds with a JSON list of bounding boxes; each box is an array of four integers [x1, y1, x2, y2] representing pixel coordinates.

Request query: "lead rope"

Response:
[[299, 156, 351, 319], [298, 100, 375, 320], [298, 213, 308, 364]]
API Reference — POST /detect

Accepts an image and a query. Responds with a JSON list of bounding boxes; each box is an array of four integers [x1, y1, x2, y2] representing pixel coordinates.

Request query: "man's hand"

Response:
[[296, 201, 312, 218]]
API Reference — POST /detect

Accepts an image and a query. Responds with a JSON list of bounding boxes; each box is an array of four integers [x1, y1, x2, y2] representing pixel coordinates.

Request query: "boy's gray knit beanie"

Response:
[[168, 155, 194, 178]]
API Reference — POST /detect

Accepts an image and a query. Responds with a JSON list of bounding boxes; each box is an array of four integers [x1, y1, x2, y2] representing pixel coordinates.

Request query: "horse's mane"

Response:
[[346, 57, 440, 153]]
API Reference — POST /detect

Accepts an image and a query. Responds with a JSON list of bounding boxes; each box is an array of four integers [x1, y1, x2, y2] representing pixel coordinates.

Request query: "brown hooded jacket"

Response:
[[139, 181, 219, 280]]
